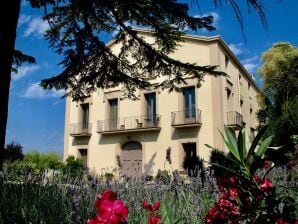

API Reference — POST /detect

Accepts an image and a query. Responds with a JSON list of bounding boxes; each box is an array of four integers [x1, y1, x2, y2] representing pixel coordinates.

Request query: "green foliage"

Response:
[[26, 0, 268, 101], [3, 141, 24, 162], [63, 155, 85, 177], [257, 42, 298, 151], [23, 151, 63, 171], [206, 126, 298, 223]]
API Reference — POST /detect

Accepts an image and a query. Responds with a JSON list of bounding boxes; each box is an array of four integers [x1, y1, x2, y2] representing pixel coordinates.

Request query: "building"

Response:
[[63, 29, 260, 177]]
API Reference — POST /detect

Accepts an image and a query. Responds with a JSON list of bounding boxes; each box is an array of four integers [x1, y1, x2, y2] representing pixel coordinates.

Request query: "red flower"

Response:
[[152, 201, 160, 212], [87, 190, 128, 224], [262, 160, 271, 169], [148, 214, 162, 224], [228, 176, 237, 186], [276, 219, 289, 224], [260, 179, 274, 192], [143, 199, 149, 209]]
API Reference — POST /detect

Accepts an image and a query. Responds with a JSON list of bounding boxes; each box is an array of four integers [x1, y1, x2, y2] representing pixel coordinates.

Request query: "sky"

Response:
[[5, 0, 298, 155]]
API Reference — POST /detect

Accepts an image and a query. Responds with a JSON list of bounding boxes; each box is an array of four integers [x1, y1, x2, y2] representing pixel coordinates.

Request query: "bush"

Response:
[[63, 156, 85, 177]]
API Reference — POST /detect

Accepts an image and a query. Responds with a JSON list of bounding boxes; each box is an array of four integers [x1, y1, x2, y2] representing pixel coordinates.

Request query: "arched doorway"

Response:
[[121, 141, 142, 178]]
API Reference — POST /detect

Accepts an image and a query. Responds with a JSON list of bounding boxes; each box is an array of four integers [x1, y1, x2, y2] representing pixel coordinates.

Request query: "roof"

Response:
[[105, 27, 260, 91]]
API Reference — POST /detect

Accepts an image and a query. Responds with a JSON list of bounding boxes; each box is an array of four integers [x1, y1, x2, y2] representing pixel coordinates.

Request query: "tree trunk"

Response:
[[0, 0, 21, 172]]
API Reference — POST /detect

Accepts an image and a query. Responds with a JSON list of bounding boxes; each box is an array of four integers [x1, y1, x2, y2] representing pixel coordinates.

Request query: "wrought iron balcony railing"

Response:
[[171, 109, 202, 127], [70, 122, 92, 136], [227, 111, 243, 129], [97, 115, 161, 133]]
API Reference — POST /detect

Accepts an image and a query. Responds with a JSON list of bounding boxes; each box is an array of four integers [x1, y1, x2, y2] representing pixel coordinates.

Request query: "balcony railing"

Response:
[[171, 109, 202, 127], [70, 122, 92, 136], [97, 115, 161, 134], [227, 111, 243, 129]]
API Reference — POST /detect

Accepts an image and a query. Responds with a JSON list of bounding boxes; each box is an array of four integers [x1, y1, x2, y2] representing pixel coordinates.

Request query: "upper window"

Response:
[[225, 55, 229, 69], [145, 93, 156, 121], [183, 87, 196, 119], [81, 104, 89, 129]]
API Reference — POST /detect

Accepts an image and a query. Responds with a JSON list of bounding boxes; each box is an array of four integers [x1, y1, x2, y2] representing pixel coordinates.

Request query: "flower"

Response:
[[262, 160, 271, 169], [276, 219, 289, 224], [260, 179, 274, 192], [148, 214, 162, 224], [142, 199, 162, 224], [87, 190, 128, 224]]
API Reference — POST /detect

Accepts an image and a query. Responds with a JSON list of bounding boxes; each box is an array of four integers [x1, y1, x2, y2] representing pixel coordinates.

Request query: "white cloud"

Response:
[[23, 17, 50, 38], [12, 65, 40, 80], [195, 12, 220, 29], [23, 83, 65, 99], [243, 63, 258, 73], [18, 14, 31, 26], [241, 56, 260, 73], [228, 43, 244, 56]]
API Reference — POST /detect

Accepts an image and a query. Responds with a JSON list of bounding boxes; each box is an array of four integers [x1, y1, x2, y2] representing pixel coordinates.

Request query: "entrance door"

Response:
[[121, 141, 142, 178], [182, 143, 199, 177]]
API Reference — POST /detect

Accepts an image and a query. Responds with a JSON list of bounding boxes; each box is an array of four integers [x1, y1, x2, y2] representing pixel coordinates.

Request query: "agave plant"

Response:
[[206, 125, 273, 179]]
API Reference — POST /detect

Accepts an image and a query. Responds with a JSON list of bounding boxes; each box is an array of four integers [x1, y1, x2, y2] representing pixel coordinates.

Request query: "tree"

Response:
[[257, 42, 298, 163], [0, 0, 268, 171], [4, 141, 24, 162]]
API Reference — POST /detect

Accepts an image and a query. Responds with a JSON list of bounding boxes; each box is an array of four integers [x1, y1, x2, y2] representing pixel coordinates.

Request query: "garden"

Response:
[[0, 127, 297, 224]]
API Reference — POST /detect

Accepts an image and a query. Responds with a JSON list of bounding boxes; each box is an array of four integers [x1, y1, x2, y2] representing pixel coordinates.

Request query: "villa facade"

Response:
[[63, 29, 260, 177]]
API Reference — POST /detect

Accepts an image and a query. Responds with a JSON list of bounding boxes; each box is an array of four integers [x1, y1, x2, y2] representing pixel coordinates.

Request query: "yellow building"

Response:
[[63, 29, 260, 177]]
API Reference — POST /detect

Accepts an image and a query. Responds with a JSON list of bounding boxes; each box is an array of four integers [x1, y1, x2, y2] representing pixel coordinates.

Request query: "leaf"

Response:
[[247, 125, 268, 161], [219, 128, 240, 161], [237, 129, 247, 163], [255, 135, 273, 158], [161, 201, 174, 224]]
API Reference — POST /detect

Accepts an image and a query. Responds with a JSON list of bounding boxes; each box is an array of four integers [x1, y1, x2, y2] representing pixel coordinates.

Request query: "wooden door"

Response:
[[121, 141, 142, 178]]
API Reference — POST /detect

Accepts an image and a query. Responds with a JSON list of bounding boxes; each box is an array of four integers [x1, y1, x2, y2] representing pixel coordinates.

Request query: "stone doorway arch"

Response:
[[121, 141, 142, 178]]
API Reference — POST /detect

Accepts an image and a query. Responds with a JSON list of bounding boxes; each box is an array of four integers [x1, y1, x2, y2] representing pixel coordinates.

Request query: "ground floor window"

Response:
[[182, 143, 202, 177]]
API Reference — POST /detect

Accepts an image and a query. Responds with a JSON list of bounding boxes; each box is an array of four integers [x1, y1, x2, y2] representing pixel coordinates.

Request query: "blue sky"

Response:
[[5, 1, 298, 155]]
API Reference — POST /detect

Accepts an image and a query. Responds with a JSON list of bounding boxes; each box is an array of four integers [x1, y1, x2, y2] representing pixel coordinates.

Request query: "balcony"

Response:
[[171, 109, 202, 128], [227, 111, 243, 130], [97, 115, 161, 134], [70, 122, 92, 136]]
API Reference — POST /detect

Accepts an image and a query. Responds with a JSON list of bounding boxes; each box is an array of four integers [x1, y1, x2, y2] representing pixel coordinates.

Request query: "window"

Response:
[[81, 104, 89, 130], [227, 89, 232, 112], [183, 87, 196, 120], [182, 143, 199, 177], [108, 99, 118, 129], [79, 149, 88, 168], [225, 55, 229, 69], [145, 93, 156, 121]]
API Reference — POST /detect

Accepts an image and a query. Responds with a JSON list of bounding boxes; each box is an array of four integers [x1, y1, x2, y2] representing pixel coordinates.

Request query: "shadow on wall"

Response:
[[144, 152, 157, 176], [171, 127, 200, 140], [98, 132, 160, 145], [72, 136, 90, 146]]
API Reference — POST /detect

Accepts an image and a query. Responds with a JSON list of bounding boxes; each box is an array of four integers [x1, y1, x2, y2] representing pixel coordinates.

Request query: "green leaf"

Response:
[[237, 129, 247, 162], [161, 201, 174, 224], [247, 125, 268, 161], [219, 127, 240, 161], [255, 135, 273, 158]]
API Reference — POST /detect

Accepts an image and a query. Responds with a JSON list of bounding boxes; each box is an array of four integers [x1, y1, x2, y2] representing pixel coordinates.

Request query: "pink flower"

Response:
[[148, 214, 162, 224], [87, 190, 128, 224], [262, 160, 271, 169], [276, 219, 289, 224], [260, 179, 274, 192], [152, 201, 160, 212]]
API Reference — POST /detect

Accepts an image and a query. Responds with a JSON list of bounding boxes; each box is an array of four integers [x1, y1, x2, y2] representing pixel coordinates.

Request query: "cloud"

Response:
[[18, 14, 31, 26], [22, 16, 50, 38], [228, 43, 244, 56], [12, 65, 40, 80], [241, 56, 260, 73], [195, 12, 220, 29], [23, 83, 65, 99]]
